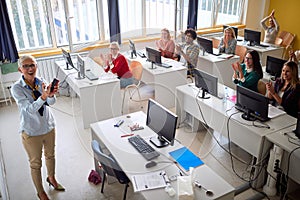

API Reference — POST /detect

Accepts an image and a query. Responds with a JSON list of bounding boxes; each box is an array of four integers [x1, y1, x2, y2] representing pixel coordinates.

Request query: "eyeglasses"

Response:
[[245, 57, 252, 60], [22, 64, 36, 69], [110, 48, 119, 50]]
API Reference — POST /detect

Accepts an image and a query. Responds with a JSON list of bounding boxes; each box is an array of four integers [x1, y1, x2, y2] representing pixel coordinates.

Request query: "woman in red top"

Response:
[[101, 42, 134, 88]]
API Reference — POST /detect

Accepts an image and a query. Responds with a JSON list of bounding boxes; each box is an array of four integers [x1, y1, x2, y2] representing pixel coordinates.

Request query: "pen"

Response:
[[121, 133, 134, 138]]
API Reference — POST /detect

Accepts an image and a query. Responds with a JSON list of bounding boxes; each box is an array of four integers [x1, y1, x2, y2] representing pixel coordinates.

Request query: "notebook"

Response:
[[169, 146, 204, 171]]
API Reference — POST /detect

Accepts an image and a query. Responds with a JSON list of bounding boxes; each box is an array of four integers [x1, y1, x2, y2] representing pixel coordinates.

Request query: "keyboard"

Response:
[[157, 63, 172, 68], [258, 44, 269, 48], [137, 51, 146, 58], [85, 70, 99, 81], [128, 135, 160, 161]]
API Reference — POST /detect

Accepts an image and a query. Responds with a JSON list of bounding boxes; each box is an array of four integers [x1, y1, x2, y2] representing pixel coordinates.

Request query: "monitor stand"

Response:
[[198, 89, 210, 99], [130, 51, 137, 59], [75, 71, 84, 80], [241, 109, 256, 121], [64, 62, 72, 70], [149, 62, 157, 69], [150, 136, 168, 148]]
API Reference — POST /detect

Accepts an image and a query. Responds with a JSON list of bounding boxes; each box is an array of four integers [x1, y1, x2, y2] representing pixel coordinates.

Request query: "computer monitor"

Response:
[[293, 112, 300, 139], [145, 47, 162, 69], [193, 68, 218, 99], [129, 39, 137, 58], [223, 25, 238, 38], [197, 36, 213, 54], [147, 98, 178, 148], [244, 29, 261, 46], [76, 54, 85, 79], [61, 48, 75, 70], [235, 85, 270, 122], [266, 56, 287, 78]]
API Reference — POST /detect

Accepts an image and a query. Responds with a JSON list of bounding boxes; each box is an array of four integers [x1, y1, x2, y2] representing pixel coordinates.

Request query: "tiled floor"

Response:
[[0, 85, 281, 200]]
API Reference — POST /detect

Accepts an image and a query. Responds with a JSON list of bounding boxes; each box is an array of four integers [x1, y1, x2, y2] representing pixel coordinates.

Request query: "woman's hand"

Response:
[[266, 81, 275, 95]]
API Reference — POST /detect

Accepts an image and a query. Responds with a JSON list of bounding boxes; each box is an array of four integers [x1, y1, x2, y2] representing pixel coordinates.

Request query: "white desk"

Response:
[[126, 53, 187, 108], [91, 111, 235, 200], [237, 41, 284, 66], [56, 58, 122, 129], [197, 53, 239, 90], [265, 126, 300, 185], [175, 84, 297, 187]]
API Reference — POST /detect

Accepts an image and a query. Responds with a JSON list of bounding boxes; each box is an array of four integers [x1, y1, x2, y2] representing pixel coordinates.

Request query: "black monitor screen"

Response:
[[293, 112, 300, 139], [129, 39, 137, 57], [197, 37, 213, 54], [147, 98, 178, 148], [244, 29, 261, 46], [266, 56, 287, 78], [194, 69, 218, 99], [61, 48, 75, 69], [236, 85, 269, 122], [146, 47, 162, 64], [223, 25, 238, 38]]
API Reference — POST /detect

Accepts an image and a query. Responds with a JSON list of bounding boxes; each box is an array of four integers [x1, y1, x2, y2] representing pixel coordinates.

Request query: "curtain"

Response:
[[0, 1, 19, 63], [107, 0, 121, 44], [187, 0, 198, 30]]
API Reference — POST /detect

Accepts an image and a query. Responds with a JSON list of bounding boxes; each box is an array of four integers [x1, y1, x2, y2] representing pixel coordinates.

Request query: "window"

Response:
[[6, 0, 245, 52], [197, 0, 243, 29]]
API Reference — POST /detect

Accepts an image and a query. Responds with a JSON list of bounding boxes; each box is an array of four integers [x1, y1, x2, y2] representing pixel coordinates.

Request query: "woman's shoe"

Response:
[[46, 177, 65, 191]]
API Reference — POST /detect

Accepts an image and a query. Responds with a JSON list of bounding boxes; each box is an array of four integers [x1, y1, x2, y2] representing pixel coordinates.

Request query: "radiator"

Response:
[[36, 55, 64, 83]]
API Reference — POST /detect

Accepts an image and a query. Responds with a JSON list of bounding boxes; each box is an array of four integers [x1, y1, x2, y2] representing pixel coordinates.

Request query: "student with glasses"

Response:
[[100, 41, 134, 88], [11, 55, 64, 200], [231, 50, 263, 92]]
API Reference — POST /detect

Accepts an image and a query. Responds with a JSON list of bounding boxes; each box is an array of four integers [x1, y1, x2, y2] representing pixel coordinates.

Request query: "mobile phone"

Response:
[[50, 78, 59, 92]]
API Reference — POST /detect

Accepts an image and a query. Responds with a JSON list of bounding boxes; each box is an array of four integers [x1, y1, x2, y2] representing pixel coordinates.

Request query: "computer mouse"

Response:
[[145, 161, 157, 168]]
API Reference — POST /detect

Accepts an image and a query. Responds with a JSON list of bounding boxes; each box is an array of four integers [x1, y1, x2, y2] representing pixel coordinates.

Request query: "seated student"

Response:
[[218, 27, 237, 54], [289, 49, 300, 63], [266, 61, 300, 118], [100, 42, 135, 88], [155, 28, 175, 59], [175, 28, 200, 76], [231, 50, 263, 92], [260, 9, 280, 44]]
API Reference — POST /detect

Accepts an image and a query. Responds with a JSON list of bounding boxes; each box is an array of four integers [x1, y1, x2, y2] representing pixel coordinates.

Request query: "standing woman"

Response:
[[260, 9, 280, 44], [266, 61, 300, 118], [155, 28, 175, 58], [232, 50, 263, 92], [11, 55, 65, 200], [101, 42, 134, 88], [218, 27, 237, 54]]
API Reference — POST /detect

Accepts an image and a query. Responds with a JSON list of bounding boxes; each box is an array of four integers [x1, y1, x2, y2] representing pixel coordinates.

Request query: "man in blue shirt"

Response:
[[11, 55, 64, 200]]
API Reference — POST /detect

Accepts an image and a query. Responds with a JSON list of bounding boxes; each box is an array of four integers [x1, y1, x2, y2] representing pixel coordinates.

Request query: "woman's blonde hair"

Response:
[[224, 27, 236, 38], [161, 28, 171, 40]]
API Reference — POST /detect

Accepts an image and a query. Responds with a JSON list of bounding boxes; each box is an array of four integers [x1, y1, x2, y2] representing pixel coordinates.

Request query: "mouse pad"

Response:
[[169, 146, 204, 171]]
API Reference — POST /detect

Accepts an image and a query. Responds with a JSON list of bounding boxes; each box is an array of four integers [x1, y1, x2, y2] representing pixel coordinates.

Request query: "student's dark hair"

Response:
[[247, 50, 263, 79], [185, 28, 197, 40]]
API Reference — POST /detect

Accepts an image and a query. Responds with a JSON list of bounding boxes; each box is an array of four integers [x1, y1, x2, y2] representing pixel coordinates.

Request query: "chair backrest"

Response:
[[235, 45, 247, 63], [129, 61, 143, 81], [257, 79, 266, 95], [91, 140, 129, 184], [275, 37, 283, 46], [279, 31, 295, 48], [212, 38, 220, 49]]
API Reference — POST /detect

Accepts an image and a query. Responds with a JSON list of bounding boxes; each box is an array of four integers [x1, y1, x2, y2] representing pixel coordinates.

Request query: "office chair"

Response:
[[257, 79, 266, 95], [212, 37, 220, 49], [235, 45, 247, 63], [91, 140, 130, 200], [278, 31, 296, 59], [121, 61, 144, 114]]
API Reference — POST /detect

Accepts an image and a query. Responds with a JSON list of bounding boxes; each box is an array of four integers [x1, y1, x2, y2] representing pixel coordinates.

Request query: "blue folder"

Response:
[[169, 146, 204, 171]]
